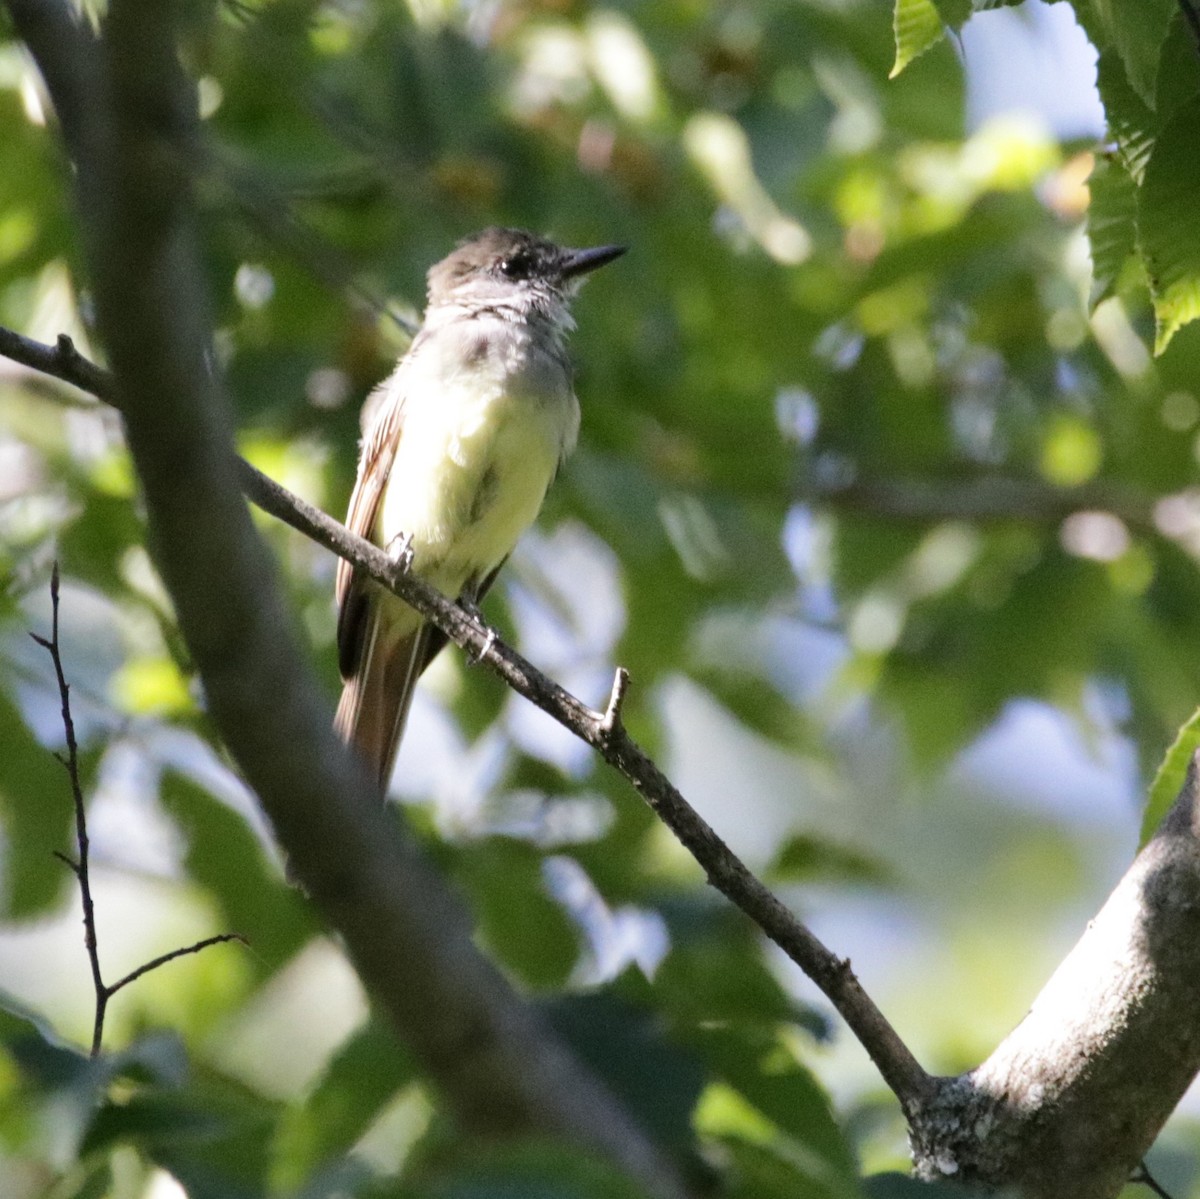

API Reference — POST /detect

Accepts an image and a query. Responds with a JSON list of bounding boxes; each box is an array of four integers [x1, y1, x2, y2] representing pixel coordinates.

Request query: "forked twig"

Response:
[[33, 563, 246, 1056]]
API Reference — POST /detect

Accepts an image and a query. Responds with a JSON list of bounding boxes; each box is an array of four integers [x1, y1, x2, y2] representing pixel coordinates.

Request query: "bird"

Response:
[[333, 227, 625, 792]]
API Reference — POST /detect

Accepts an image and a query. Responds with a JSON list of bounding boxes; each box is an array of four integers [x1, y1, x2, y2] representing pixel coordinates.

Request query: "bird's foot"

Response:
[[458, 595, 496, 663], [468, 624, 497, 665], [386, 531, 416, 572]]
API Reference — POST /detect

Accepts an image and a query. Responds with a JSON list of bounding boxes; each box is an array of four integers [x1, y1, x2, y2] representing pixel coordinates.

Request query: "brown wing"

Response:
[[336, 369, 407, 680]]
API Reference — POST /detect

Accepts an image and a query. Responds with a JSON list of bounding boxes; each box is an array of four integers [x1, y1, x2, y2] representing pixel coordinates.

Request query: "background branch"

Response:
[[812, 473, 1157, 531]]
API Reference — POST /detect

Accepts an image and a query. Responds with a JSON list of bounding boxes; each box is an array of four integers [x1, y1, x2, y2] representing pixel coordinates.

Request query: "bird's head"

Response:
[[426, 227, 625, 321]]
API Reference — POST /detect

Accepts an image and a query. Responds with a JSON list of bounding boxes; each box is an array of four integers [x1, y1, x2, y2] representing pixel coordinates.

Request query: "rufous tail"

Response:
[[334, 612, 430, 793]]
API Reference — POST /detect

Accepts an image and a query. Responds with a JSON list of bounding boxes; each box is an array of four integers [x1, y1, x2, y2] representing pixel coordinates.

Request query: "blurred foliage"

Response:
[[2, 0, 1200, 1195], [906, 0, 1200, 352]]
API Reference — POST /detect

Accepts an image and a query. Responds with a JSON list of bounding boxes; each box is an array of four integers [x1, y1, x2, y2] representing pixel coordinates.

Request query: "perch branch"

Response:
[[1, 327, 933, 1116]]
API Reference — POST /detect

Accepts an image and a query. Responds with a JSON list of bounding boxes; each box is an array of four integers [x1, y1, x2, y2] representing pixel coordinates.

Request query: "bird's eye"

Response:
[[499, 253, 532, 280]]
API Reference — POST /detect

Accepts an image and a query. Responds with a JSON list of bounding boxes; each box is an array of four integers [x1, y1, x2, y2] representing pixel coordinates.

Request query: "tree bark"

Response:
[[910, 754, 1200, 1197]]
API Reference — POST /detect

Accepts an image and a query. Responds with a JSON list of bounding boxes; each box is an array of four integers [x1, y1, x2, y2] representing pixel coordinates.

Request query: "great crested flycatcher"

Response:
[[334, 227, 625, 791]]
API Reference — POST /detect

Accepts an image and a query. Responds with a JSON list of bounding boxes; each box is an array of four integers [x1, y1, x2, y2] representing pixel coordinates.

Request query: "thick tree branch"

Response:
[[3, 3, 688, 1195], [910, 755, 1200, 1199], [0, 324, 934, 1117]]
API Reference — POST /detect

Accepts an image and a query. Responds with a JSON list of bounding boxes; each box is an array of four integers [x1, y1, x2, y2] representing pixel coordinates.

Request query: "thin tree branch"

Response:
[[106, 932, 248, 997], [1132, 1161, 1175, 1199], [0, 325, 933, 1116], [33, 564, 243, 1057], [0, 327, 114, 400], [31, 564, 106, 1056], [3, 0, 101, 164]]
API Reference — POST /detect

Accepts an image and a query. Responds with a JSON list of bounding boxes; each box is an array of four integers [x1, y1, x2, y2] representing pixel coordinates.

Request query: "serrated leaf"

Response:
[[1087, 0, 1176, 105], [891, 0, 946, 78], [1086, 154, 1138, 311], [1141, 707, 1200, 845], [1138, 95, 1200, 353], [1095, 49, 1157, 184]]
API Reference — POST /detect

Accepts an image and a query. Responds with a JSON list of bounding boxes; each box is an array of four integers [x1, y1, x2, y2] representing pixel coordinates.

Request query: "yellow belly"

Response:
[[375, 373, 569, 604]]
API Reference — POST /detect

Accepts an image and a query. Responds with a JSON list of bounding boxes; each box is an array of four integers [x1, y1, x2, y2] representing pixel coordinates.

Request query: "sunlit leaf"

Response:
[[891, 0, 945, 78], [1141, 707, 1200, 846], [1139, 94, 1200, 353]]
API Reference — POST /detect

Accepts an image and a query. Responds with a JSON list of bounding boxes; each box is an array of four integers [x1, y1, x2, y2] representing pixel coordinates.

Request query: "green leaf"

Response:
[[1085, 154, 1138, 311], [160, 770, 318, 977], [412, 1139, 651, 1199], [930, 0, 973, 32], [84, 1093, 230, 1153], [648, 902, 829, 1035], [273, 1017, 416, 1189], [891, 0, 945, 78], [0, 689, 77, 916], [1141, 707, 1200, 845], [1094, 49, 1157, 184], [689, 1025, 857, 1190], [543, 993, 706, 1156], [108, 1032, 190, 1089], [715, 1135, 862, 1199], [1086, 0, 1176, 105], [1139, 94, 1200, 353], [768, 834, 892, 886], [452, 839, 580, 989]]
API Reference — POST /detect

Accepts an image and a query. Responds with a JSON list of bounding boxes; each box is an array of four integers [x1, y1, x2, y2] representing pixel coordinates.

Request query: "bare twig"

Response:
[[33, 564, 244, 1057], [597, 666, 630, 740], [1132, 1161, 1175, 1199], [30, 564, 105, 1055], [106, 932, 248, 996], [3, 329, 933, 1115]]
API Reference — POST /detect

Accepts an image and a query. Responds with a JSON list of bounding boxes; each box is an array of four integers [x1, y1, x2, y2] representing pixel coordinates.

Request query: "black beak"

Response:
[[560, 243, 627, 278]]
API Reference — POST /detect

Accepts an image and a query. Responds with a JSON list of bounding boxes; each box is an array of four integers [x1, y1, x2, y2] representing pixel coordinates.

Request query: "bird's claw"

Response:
[[469, 624, 497, 665], [387, 531, 415, 572]]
